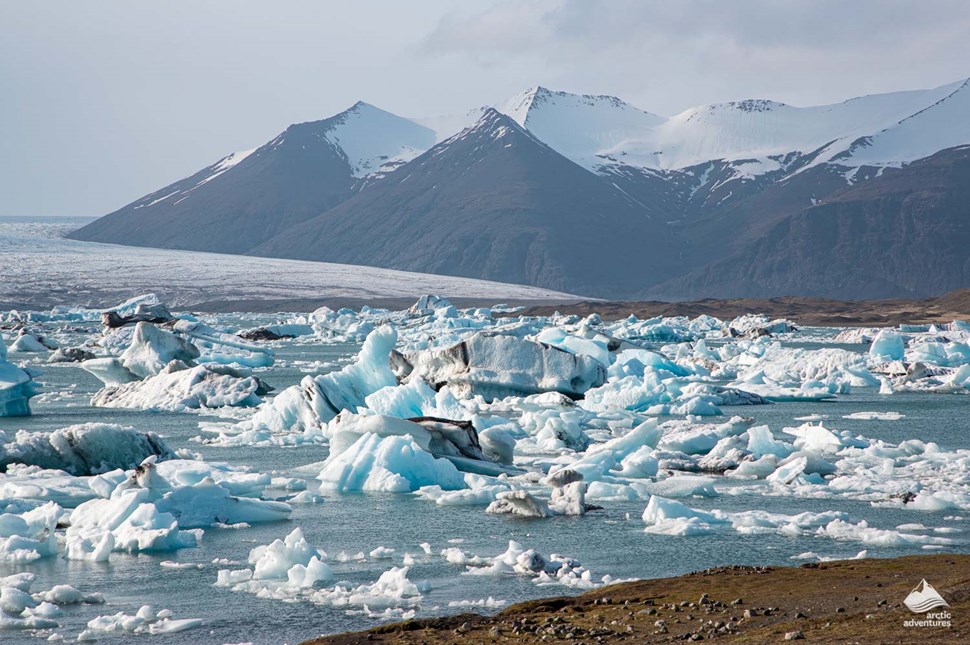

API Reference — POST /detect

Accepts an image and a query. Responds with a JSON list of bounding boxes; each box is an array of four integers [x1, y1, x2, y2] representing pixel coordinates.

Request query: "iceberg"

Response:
[[642, 495, 726, 536], [464, 540, 611, 590], [0, 501, 59, 562], [404, 332, 606, 400], [239, 326, 399, 437], [0, 341, 38, 416], [65, 456, 290, 558], [247, 528, 332, 585], [869, 330, 906, 361], [80, 605, 202, 639], [9, 331, 55, 353], [119, 322, 200, 379], [317, 431, 466, 493], [90, 363, 263, 411], [1, 423, 174, 475]]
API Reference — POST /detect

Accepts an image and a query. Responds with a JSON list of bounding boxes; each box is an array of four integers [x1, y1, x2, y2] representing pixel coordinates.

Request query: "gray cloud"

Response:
[[2, 0, 968, 216], [424, 0, 970, 110]]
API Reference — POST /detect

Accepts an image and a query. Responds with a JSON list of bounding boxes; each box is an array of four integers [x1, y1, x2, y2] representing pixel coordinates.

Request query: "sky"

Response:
[[2, 0, 969, 217]]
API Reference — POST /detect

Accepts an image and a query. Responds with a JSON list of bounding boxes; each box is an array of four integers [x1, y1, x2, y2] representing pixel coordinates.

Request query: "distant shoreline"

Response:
[[4, 291, 968, 326], [510, 289, 970, 327], [304, 553, 969, 644]]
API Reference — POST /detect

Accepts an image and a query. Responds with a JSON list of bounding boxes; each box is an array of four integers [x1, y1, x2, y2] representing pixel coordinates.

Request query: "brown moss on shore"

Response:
[[303, 553, 969, 644]]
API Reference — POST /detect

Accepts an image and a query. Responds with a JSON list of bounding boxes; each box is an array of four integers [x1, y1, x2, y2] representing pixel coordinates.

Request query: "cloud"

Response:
[[423, 0, 970, 113]]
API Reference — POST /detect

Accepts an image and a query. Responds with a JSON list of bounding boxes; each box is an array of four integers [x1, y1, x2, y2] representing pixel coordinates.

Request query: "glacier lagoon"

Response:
[[2, 306, 969, 644]]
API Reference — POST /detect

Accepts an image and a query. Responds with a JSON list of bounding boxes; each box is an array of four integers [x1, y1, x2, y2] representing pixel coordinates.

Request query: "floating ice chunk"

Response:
[[547, 477, 588, 516], [120, 322, 201, 379], [643, 475, 718, 498], [62, 456, 280, 557], [486, 490, 551, 518], [234, 326, 400, 438], [463, 540, 607, 589], [843, 411, 904, 421], [869, 330, 905, 361], [0, 575, 62, 630], [479, 426, 516, 465], [448, 597, 507, 608], [722, 509, 848, 536], [38, 584, 103, 605], [554, 420, 660, 481], [307, 326, 399, 421], [66, 487, 199, 556], [80, 605, 202, 638], [617, 446, 659, 478], [90, 364, 262, 411], [745, 425, 794, 458], [214, 569, 252, 587], [79, 357, 139, 387], [159, 561, 204, 570], [0, 502, 59, 562], [154, 477, 292, 528], [790, 550, 867, 562], [0, 341, 38, 416], [405, 333, 606, 400], [343, 566, 428, 608], [414, 482, 509, 506], [909, 490, 970, 512], [658, 417, 751, 455], [244, 528, 332, 588], [0, 423, 174, 475], [534, 328, 611, 368], [783, 423, 844, 454], [642, 496, 725, 536], [766, 456, 808, 484], [172, 320, 275, 369], [585, 481, 644, 502], [728, 315, 796, 337], [817, 519, 957, 547], [727, 454, 778, 479], [9, 332, 53, 353], [287, 556, 333, 588], [318, 432, 465, 493]]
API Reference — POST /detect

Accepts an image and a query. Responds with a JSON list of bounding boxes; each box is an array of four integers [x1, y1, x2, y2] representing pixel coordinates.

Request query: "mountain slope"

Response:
[[251, 109, 684, 298], [68, 78, 970, 300], [649, 146, 970, 300], [69, 102, 435, 254]]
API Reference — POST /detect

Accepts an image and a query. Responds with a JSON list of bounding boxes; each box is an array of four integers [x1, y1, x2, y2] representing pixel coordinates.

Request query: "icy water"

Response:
[[3, 330, 970, 644]]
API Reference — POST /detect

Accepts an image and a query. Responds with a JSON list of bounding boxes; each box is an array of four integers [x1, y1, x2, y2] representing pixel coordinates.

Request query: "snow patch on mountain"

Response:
[[497, 86, 665, 172], [325, 102, 436, 178], [486, 79, 969, 181], [828, 79, 970, 167]]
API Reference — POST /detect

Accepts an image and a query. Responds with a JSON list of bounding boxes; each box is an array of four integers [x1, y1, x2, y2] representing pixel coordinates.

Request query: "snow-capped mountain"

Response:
[[70, 102, 434, 254], [251, 109, 684, 298], [71, 78, 970, 299], [497, 86, 666, 172]]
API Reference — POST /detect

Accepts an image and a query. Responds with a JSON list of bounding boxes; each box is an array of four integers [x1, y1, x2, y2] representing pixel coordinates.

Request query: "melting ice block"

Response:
[[0, 342, 37, 417], [0, 423, 175, 475], [869, 330, 905, 362], [317, 431, 466, 493], [641, 495, 726, 536], [405, 332, 607, 400]]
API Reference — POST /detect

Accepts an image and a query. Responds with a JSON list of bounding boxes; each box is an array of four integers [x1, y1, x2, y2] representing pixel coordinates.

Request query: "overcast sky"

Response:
[[3, 0, 969, 217]]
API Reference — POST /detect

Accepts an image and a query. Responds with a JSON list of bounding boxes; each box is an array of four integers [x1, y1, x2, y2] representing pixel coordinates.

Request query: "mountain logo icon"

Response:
[[904, 579, 950, 613]]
